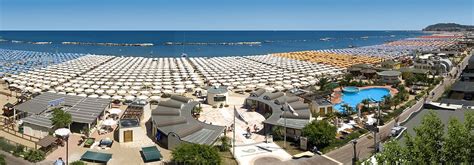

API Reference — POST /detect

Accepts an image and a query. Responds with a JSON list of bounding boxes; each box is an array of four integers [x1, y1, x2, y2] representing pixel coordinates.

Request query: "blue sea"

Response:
[[0, 31, 426, 57]]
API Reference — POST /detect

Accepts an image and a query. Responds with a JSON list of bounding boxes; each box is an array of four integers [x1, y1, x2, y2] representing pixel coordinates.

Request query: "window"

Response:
[[214, 95, 226, 102]]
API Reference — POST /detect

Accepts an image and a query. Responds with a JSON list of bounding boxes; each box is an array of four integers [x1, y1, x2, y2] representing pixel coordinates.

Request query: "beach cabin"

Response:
[[376, 70, 401, 85], [206, 86, 228, 106], [150, 95, 224, 149], [15, 92, 111, 139], [310, 99, 334, 116], [246, 89, 312, 141]]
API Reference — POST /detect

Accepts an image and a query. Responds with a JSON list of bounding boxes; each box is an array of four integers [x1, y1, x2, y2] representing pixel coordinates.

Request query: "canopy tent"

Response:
[[141, 146, 162, 162], [81, 151, 112, 163]]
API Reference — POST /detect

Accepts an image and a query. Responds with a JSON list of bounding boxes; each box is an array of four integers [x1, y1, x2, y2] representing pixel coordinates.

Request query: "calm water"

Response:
[[335, 88, 390, 113], [0, 31, 425, 57]]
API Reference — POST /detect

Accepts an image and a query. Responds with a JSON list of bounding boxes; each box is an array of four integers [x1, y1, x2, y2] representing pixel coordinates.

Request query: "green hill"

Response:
[[423, 23, 474, 32]]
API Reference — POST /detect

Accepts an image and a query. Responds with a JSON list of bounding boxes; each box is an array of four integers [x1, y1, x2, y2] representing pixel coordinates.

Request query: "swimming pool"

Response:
[[334, 87, 390, 113]]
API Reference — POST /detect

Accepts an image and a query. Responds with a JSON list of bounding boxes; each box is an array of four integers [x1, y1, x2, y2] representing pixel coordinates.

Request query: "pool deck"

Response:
[[331, 85, 398, 105]]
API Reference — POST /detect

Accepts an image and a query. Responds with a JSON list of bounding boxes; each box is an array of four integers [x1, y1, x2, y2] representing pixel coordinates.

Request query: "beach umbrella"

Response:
[[137, 95, 148, 100], [102, 119, 116, 126], [75, 88, 84, 93], [33, 88, 42, 93], [108, 108, 122, 115], [106, 90, 116, 95], [175, 89, 185, 94], [128, 90, 138, 95], [78, 93, 88, 97], [95, 89, 105, 94], [54, 128, 71, 137], [150, 96, 160, 101], [125, 95, 135, 101], [100, 95, 111, 99], [112, 95, 123, 100]]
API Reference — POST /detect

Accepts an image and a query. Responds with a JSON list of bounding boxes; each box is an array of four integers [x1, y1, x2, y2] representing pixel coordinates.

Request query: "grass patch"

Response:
[[220, 151, 238, 165], [274, 140, 305, 155]]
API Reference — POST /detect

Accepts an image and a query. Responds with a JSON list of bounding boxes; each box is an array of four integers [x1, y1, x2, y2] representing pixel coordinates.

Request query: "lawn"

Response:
[[274, 140, 306, 156], [220, 151, 238, 165]]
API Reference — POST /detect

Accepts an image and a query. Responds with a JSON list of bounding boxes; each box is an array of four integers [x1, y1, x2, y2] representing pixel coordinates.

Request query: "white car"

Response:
[[391, 126, 407, 138]]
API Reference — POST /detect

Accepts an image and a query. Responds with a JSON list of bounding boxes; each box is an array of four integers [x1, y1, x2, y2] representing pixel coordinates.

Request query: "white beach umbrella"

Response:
[[75, 88, 84, 93], [33, 88, 42, 93], [102, 119, 116, 126], [125, 95, 135, 101], [95, 89, 105, 94], [78, 93, 88, 97], [100, 95, 111, 99], [137, 95, 148, 100], [54, 128, 71, 137], [150, 96, 160, 101], [108, 108, 122, 115], [112, 95, 123, 100]]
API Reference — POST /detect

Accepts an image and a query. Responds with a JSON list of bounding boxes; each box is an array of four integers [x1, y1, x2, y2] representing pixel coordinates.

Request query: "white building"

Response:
[[206, 86, 228, 106]]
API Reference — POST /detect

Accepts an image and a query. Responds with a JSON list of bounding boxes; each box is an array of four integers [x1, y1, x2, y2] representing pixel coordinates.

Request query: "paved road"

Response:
[[286, 53, 472, 165]]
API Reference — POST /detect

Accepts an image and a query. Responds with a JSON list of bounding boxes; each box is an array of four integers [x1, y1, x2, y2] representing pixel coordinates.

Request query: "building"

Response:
[[150, 95, 225, 149], [118, 119, 140, 143], [14, 92, 111, 138], [413, 53, 453, 74], [448, 81, 474, 100], [310, 99, 334, 116], [245, 89, 312, 140], [206, 86, 228, 106], [376, 70, 402, 84]]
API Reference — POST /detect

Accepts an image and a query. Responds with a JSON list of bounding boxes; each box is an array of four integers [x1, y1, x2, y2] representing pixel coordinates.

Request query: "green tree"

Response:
[[0, 154, 5, 165], [302, 120, 337, 148], [24, 149, 45, 163], [464, 111, 474, 162], [443, 117, 469, 163], [218, 136, 231, 152], [361, 98, 371, 112], [341, 104, 353, 115], [413, 111, 444, 163], [171, 143, 221, 165], [50, 108, 72, 129], [340, 74, 354, 86], [376, 140, 406, 164], [271, 126, 285, 140], [317, 77, 330, 91]]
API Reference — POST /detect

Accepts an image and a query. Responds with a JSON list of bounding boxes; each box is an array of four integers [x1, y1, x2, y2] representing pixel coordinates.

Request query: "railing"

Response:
[[1, 126, 40, 142], [0, 136, 35, 151]]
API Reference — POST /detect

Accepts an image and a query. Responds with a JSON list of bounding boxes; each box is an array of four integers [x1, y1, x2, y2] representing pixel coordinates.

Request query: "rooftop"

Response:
[[451, 81, 474, 93], [207, 86, 228, 94], [151, 96, 224, 145], [16, 92, 111, 127], [247, 89, 312, 129], [377, 70, 401, 77]]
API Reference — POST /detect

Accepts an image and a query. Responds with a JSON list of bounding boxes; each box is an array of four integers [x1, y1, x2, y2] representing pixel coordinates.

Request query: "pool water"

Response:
[[334, 88, 390, 113]]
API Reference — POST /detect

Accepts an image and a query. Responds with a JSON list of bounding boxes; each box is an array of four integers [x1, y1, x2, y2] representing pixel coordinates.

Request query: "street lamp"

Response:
[[55, 128, 71, 165], [369, 97, 381, 153], [352, 139, 358, 165], [282, 102, 298, 149]]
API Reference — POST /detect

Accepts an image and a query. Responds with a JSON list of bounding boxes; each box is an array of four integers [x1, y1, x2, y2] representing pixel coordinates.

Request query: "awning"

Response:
[[81, 151, 112, 163], [37, 135, 57, 148], [141, 146, 162, 162]]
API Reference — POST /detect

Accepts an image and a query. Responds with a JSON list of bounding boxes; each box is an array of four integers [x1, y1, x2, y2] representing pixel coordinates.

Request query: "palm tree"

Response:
[[341, 104, 353, 116], [325, 112, 339, 126], [361, 98, 371, 110], [317, 77, 329, 91]]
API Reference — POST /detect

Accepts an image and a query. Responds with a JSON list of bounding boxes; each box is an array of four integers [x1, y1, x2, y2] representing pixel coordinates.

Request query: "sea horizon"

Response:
[[0, 30, 426, 57]]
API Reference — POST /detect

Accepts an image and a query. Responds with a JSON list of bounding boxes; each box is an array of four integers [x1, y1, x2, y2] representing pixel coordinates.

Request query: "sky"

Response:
[[0, 0, 472, 30]]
